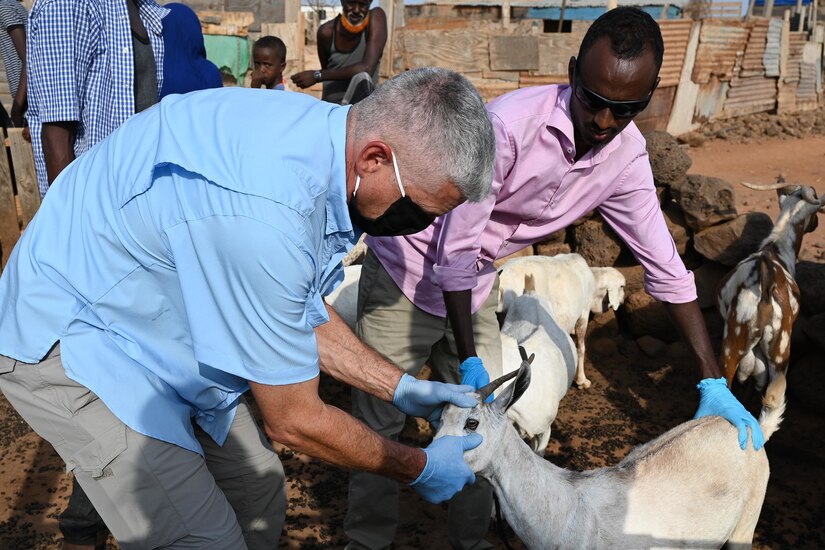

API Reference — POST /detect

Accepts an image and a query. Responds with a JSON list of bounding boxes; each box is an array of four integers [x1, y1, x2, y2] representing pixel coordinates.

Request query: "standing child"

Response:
[[251, 36, 287, 90]]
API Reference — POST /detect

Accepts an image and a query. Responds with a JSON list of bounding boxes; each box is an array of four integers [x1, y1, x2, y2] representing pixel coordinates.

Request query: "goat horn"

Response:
[[801, 186, 819, 205], [739, 181, 798, 192], [518, 345, 536, 365], [477, 369, 519, 402]]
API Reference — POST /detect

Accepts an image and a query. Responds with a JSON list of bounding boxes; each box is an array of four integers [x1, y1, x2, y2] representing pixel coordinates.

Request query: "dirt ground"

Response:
[[1, 134, 824, 549]]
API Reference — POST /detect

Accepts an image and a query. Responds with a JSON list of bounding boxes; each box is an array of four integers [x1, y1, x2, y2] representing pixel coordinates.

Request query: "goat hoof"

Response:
[[576, 378, 592, 389]]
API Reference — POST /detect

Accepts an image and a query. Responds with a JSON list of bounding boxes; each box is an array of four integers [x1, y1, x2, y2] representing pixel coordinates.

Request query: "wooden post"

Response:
[[0, 137, 19, 271], [379, 0, 395, 79], [795, 0, 802, 15], [764, 0, 774, 17], [660, 3, 671, 19], [6, 130, 39, 232], [797, 5, 806, 30], [667, 21, 702, 135], [607, 0, 617, 10], [557, 0, 567, 32], [502, 0, 511, 29], [747, 0, 757, 18]]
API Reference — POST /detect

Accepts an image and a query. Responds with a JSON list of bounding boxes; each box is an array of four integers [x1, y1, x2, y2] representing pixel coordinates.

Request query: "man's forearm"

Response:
[[250, 379, 426, 483], [444, 289, 477, 362], [42, 122, 77, 184], [315, 304, 402, 402], [662, 299, 720, 380]]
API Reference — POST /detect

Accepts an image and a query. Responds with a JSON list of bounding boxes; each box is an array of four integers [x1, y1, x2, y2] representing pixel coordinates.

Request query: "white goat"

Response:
[[498, 286, 577, 454], [717, 183, 823, 405], [497, 254, 597, 388], [590, 266, 626, 314], [437, 360, 785, 550], [323, 264, 362, 330]]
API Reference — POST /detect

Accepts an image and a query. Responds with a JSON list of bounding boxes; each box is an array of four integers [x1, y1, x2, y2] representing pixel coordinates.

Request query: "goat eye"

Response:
[[464, 418, 479, 431]]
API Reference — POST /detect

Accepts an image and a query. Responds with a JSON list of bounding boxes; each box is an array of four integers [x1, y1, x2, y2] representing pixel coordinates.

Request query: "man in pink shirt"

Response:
[[345, 8, 763, 550]]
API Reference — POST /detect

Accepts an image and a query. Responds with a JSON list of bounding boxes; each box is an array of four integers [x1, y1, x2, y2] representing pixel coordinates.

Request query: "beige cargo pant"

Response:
[[0, 345, 286, 549], [345, 250, 503, 550]]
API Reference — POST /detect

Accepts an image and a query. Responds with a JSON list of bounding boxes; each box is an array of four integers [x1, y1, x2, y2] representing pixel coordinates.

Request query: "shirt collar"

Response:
[[139, 1, 170, 36], [546, 84, 626, 165], [325, 105, 355, 237]]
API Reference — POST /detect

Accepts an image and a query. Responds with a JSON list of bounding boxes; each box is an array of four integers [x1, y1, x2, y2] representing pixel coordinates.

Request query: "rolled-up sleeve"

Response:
[[165, 214, 320, 386], [28, 0, 86, 123], [432, 112, 512, 292], [597, 153, 696, 303]]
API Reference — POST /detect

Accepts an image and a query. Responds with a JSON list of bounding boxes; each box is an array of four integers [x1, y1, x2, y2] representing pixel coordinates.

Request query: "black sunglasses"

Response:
[[574, 69, 658, 119]]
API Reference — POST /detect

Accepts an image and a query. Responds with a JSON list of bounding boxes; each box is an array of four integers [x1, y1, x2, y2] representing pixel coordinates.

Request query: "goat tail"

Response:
[[758, 372, 787, 442]]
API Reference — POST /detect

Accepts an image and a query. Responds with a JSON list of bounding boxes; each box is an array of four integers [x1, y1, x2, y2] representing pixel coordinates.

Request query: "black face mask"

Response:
[[348, 192, 436, 236], [348, 150, 437, 236]]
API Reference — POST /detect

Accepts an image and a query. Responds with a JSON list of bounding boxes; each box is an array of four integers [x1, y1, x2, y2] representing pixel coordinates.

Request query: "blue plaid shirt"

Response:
[[26, 0, 169, 196]]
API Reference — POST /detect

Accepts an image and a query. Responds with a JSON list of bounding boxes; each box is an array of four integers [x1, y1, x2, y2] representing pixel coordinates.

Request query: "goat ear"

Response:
[[609, 287, 623, 310]]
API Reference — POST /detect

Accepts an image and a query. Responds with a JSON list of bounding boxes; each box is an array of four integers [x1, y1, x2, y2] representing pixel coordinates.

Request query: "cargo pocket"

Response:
[[0, 354, 15, 375], [67, 422, 128, 479]]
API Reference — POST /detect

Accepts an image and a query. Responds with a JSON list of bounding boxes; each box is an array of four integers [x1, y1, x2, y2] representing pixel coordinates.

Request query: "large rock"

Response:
[[693, 261, 731, 310], [644, 130, 692, 187], [571, 216, 623, 267], [673, 175, 738, 231], [617, 289, 680, 342], [662, 201, 692, 255], [796, 261, 825, 316], [693, 212, 773, 267], [535, 242, 571, 257]]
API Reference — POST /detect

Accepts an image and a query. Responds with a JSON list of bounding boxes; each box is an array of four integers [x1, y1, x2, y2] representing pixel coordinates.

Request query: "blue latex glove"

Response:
[[393, 373, 476, 420], [411, 433, 483, 503], [694, 377, 765, 451], [459, 356, 493, 403]]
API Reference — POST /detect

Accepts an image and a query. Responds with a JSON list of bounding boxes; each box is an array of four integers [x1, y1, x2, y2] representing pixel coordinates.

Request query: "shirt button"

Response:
[[123, 46, 129, 53], [566, 147, 573, 154]]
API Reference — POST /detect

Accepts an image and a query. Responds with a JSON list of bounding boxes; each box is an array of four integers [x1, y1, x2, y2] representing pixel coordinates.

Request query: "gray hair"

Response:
[[349, 67, 495, 202]]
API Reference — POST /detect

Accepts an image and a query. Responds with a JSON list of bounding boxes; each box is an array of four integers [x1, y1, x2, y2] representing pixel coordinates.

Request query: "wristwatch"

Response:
[[313, 70, 322, 82]]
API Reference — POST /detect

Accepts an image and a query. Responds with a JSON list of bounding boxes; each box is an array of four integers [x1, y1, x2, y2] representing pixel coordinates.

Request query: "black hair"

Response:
[[254, 35, 287, 62], [577, 7, 664, 72]]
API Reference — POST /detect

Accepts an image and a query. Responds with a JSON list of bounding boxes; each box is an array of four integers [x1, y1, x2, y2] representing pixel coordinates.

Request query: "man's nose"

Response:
[[593, 108, 615, 130]]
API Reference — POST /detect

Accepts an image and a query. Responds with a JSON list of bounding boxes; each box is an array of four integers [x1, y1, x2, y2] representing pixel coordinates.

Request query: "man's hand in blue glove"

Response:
[[694, 377, 765, 451], [411, 433, 482, 503], [459, 357, 493, 403], [393, 373, 476, 419]]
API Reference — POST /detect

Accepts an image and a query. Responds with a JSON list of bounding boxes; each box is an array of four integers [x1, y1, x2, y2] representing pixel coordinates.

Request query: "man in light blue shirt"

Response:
[[0, 68, 497, 547]]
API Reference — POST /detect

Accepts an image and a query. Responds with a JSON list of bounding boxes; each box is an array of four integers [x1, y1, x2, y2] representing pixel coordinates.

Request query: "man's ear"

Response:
[[568, 56, 577, 87], [356, 141, 393, 175]]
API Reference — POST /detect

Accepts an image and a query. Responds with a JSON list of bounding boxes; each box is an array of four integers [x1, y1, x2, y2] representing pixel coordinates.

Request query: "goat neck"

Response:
[[480, 420, 604, 549]]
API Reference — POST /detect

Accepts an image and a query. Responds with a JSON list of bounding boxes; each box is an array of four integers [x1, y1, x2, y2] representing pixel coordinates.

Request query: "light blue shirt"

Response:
[[0, 88, 354, 454]]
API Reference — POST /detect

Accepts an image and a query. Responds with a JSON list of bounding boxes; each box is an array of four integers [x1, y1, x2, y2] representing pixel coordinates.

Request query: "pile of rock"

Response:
[[679, 105, 825, 146]]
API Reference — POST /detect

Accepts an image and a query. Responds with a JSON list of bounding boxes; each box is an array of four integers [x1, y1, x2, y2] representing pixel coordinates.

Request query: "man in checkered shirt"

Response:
[[26, 0, 167, 199]]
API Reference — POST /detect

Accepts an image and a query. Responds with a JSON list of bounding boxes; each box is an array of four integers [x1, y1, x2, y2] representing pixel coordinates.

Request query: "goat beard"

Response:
[[340, 12, 370, 34]]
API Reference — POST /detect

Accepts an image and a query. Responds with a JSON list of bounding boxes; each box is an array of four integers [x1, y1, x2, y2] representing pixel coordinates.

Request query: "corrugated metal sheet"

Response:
[[783, 32, 807, 84], [694, 78, 729, 121], [763, 17, 782, 77], [692, 21, 750, 84], [740, 18, 769, 76], [659, 19, 693, 87], [722, 75, 777, 116]]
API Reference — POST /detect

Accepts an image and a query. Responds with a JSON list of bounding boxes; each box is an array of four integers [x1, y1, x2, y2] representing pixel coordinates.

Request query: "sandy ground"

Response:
[[1, 135, 824, 549]]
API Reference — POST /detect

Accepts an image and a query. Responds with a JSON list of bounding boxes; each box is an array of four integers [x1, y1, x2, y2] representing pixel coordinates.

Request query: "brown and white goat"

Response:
[[717, 183, 823, 405]]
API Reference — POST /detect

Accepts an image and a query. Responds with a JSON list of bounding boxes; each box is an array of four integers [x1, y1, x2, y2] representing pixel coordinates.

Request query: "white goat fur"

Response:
[[590, 266, 627, 314], [323, 264, 362, 330], [499, 292, 577, 454], [497, 254, 603, 389], [437, 367, 786, 550]]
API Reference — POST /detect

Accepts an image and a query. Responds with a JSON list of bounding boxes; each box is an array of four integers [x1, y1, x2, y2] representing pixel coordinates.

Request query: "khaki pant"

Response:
[[0, 346, 286, 549], [345, 250, 502, 550]]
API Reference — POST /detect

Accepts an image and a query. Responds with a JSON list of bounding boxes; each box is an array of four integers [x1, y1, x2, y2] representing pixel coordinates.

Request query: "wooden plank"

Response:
[[197, 10, 255, 36], [489, 35, 539, 71], [397, 29, 488, 73], [667, 21, 702, 135], [0, 141, 19, 271], [6, 129, 39, 230]]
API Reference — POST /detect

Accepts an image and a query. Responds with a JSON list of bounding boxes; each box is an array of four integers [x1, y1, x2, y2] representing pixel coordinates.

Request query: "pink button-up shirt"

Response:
[[367, 85, 695, 317]]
